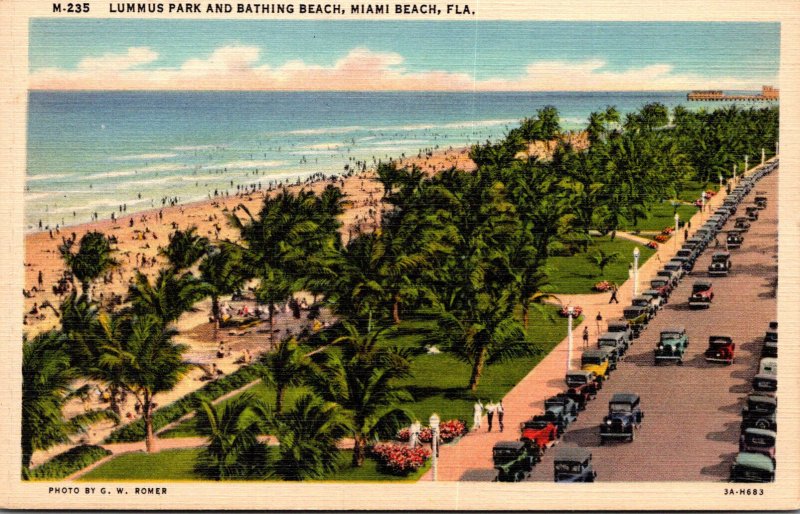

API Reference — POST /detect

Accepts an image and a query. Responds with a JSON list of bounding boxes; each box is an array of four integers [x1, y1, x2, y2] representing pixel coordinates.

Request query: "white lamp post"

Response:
[[719, 174, 723, 189], [674, 213, 680, 247], [700, 192, 706, 217], [733, 163, 737, 183], [776, 141, 779, 156], [744, 155, 749, 176], [429, 413, 440, 481], [566, 306, 575, 374], [633, 247, 640, 297]]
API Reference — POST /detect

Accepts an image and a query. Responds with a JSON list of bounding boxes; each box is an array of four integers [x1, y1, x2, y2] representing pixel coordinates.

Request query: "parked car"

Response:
[[493, 441, 534, 482], [708, 215, 725, 231], [606, 318, 634, 343], [726, 230, 744, 250], [708, 251, 732, 277], [654, 327, 689, 365], [704, 335, 735, 365], [623, 306, 649, 337], [741, 394, 777, 432], [685, 236, 706, 252], [554, 447, 596, 482], [581, 349, 611, 382], [640, 289, 664, 312], [656, 269, 680, 288], [666, 259, 689, 279], [759, 357, 777, 376], [520, 416, 559, 450], [545, 393, 580, 430], [689, 280, 714, 309], [754, 194, 768, 209], [649, 278, 673, 300], [752, 373, 777, 393], [734, 217, 752, 231], [598, 331, 629, 356], [631, 295, 657, 320], [746, 206, 759, 221], [730, 452, 775, 483], [762, 322, 778, 358], [600, 393, 643, 444], [565, 372, 599, 410], [597, 345, 621, 372], [676, 248, 698, 268], [722, 200, 738, 216], [739, 428, 776, 458]]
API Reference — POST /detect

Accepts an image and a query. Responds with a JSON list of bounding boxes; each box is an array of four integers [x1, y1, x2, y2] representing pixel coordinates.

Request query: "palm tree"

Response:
[[199, 244, 247, 330], [588, 248, 621, 275], [21, 331, 116, 470], [254, 266, 294, 345], [57, 290, 100, 368], [194, 394, 262, 480], [256, 337, 312, 413], [128, 269, 210, 324], [310, 322, 413, 467], [103, 314, 191, 452], [91, 311, 129, 418], [159, 226, 209, 271], [257, 394, 350, 480], [59, 231, 118, 300]]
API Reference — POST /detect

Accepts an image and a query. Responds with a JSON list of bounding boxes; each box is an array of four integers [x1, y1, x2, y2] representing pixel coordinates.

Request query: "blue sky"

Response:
[[28, 20, 780, 91]]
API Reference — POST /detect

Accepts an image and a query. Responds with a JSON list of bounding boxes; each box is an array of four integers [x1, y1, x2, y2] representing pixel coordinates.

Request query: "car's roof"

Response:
[[712, 251, 730, 258], [554, 447, 591, 462], [632, 295, 651, 301], [641, 289, 660, 296], [624, 305, 648, 313], [709, 335, 733, 342], [599, 331, 625, 340], [743, 427, 776, 438], [734, 452, 775, 472], [607, 319, 629, 326], [610, 392, 640, 404], [693, 280, 712, 287], [566, 370, 592, 377], [582, 348, 608, 358], [661, 327, 686, 335], [493, 440, 525, 451], [748, 394, 777, 405]]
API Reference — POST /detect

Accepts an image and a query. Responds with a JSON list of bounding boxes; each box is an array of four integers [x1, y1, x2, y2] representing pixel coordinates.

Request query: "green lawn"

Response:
[[79, 449, 203, 481], [622, 202, 698, 232], [678, 179, 720, 203], [546, 236, 655, 294], [78, 448, 428, 482]]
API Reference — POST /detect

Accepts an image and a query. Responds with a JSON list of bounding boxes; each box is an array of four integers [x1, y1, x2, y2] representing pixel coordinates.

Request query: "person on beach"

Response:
[[497, 401, 505, 432], [472, 400, 484, 431], [486, 401, 497, 432], [583, 326, 590, 348], [609, 283, 619, 304]]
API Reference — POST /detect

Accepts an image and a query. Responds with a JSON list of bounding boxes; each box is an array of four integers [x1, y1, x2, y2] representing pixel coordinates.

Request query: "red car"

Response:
[[704, 335, 735, 364], [649, 278, 673, 300], [689, 280, 714, 309], [520, 415, 559, 450]]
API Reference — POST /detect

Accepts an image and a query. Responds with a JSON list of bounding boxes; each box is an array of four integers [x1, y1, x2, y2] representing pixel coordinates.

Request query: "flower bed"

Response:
[[559, 305, 583, 318], [371, 444, 431, 475], [653, 234, 670, 243], [646, 241, 659, 250], [661, 227, 675, 235], [396, 419, 467, 444], [593, 281, 610, 292], [706, 189, 716, 197], [27, 445, 112, 480]]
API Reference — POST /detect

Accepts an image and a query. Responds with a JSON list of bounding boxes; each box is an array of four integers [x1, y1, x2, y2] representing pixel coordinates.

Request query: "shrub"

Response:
[[27, 445, 111, 480], [371, 444, 430, 475], [104, 364, 262, 443], [593, 281, 610, 292], [397, 419, 467, 444], [559, 305, 583, 318]]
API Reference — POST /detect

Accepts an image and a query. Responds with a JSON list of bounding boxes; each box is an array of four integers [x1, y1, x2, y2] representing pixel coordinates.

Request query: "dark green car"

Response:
[[730, 452, 775, 483], [654, 326, 689, 365]]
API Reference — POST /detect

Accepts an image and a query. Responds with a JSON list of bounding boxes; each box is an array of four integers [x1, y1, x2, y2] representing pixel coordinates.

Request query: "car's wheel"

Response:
[[599, 437, 605, 446], [677, 359, 683, 366], [755, 419, 770, 430]]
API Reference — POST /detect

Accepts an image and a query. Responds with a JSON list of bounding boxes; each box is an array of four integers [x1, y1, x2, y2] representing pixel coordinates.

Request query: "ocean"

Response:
[[25, 91, 772, 231]]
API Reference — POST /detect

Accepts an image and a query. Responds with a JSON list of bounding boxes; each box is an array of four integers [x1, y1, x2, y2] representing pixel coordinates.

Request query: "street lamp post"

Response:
[[719, 174, 723, 189], [733, 163, 737, 183], [776, 141, 779, 156], [744, 155, 749, 176], [429, 413, 440, 481], [700, 193, 705, 218], [633, 247, 640, 297], [566, 306, 575, 374], [674, 213, 680, 247]]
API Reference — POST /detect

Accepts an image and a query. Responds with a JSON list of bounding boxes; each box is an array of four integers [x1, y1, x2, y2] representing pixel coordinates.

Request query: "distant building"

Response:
[[687, 85, 779, 102]]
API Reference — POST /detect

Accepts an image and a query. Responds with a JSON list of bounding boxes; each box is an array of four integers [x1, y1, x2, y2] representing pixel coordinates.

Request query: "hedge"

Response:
[[27, 445, 112, 480], [104, 364, 262, 443]]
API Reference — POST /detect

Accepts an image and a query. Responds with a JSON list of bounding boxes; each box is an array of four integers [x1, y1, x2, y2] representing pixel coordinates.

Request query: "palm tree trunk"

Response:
[[468, 348, 488, 391], [82, 280, 91, 301], [211, 294, 220, 327], [268, 305, 275, 346], [109, 385, 121, 423], [21, 436, 33, 471], [352, 435, 366, 467], [522, 301, 530, 329], [144, 392, 156, 453], [276, 385, 284, 414], [392, 295, 401, 324]]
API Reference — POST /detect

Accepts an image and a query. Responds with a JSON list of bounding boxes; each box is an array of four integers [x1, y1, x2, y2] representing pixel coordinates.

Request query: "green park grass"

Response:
[[623, 202, 698, 232], [78, 448, 428, 482], [546, 236, 655, 294]]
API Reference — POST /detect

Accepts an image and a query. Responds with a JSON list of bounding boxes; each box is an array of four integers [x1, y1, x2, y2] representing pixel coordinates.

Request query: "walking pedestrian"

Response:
[[583, 326, 590, 348], [684, 228, 688, 240], [609, 283, 619, 304], [409, 420, 421, 448], [497, 400, 505, 432], [472, 399, 484, 431], [486, 401, 497, 432], [595, 312, 603, 336]]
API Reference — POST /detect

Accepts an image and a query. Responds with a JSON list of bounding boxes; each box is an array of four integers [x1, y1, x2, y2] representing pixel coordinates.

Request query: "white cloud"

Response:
[[29, 46, 773, 92]]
